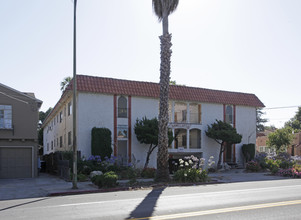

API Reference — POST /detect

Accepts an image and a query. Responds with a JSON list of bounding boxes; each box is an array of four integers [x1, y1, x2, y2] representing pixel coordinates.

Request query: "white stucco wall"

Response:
[[235, 106, 257, 165], [77, 93, 114, 158], [201, 103, 224, 165], [43, 91, 258, 170], [131, 97, 159, 168]]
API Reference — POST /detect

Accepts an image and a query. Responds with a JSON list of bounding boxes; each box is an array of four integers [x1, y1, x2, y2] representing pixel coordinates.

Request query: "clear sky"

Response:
[[1, 0, 300, 128]]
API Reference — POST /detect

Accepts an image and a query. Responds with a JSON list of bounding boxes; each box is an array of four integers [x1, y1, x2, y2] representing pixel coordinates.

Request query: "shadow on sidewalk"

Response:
[[127, 187, 166, 219]]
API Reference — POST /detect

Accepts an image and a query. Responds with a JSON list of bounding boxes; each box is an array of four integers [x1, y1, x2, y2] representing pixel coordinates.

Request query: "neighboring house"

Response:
[[287, 132, 301, 156], [42, 75, 264, 168], [0, 83, 42, 178], [256, 130, 275, 154]]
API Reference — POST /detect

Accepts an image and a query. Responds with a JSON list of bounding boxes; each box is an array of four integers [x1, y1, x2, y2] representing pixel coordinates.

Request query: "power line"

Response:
[[265, 105, 301, 110]]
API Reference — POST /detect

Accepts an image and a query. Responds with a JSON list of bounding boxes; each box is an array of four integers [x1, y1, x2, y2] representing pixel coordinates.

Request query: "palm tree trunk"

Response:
[[156, 33, 172, 182]]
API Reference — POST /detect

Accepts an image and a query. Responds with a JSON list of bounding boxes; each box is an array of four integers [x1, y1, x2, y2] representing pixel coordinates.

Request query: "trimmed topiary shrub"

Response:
[[91, 127, 112, 160], [141, 168, 156, 178], [92, 171, 118, 188], [242, 144, 255, 162]]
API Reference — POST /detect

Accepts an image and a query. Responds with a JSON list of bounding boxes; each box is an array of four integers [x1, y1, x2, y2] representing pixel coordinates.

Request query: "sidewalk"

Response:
[[0, 173, 97, 200], [0, 170, 287, 201], [208, 168, 287, 183]]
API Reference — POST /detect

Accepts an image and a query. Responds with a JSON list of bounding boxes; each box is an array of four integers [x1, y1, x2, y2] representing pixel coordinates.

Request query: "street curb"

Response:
[[47, 180, 224, 197]]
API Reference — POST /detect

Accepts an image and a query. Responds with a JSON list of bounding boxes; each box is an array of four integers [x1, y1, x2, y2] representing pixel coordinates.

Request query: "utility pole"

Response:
[[72, 0, 78, 189]]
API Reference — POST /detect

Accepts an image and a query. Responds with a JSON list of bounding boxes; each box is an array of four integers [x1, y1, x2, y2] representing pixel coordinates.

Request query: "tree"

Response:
[[60, 76, 72, 92], [153, 0, 179, 182], [39, 107, 53, 124], [91, 127, 112, 160], [38, 107, 52, 146], [134, 117, 173, 169], [206, 120, 242, 169], [256, 108, 268, 132], [285, 107, 301, 131], [267, 128, 293, 153]]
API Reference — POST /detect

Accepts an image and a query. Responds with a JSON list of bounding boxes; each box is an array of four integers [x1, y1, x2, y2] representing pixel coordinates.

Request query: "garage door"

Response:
[[0, 147, 33, 179]]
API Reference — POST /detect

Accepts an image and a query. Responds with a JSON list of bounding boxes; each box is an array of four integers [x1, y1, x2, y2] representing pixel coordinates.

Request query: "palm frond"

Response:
[[152, 0, 179, 21]]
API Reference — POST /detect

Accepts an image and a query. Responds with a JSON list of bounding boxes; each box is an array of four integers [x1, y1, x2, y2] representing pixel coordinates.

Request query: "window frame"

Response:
[[0, 105, 12, 129]]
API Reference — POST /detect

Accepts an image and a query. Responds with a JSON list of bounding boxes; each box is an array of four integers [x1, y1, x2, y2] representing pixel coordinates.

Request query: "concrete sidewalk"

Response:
[[0, 170, 288, 201], [208, 168, 287, 183], [0, 173, 98, 201]]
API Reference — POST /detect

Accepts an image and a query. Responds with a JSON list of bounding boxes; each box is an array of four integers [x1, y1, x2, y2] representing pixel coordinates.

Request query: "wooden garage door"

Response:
[[0, 147, 32, 179]]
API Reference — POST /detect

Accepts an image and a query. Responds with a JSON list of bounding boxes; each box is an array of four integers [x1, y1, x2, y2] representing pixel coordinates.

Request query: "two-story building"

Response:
[[0, 83, 42, 178], [42, 75, 264, 168]]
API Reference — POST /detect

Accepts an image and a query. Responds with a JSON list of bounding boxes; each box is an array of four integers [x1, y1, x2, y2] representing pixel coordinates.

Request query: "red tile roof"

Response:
[[67, 75, 264, 107]]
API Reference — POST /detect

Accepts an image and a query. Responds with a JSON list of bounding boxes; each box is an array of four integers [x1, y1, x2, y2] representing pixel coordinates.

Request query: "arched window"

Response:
[[118, 96, 127, 118], [225, 105, 233, 124]]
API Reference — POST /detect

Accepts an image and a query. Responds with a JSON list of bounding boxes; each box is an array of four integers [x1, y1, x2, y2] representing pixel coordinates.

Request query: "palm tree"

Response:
[[60, 76, 72, 92], [152, 0, 179, 182]]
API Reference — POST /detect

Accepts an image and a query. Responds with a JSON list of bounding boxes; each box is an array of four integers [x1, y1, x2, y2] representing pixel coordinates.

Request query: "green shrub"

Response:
[[293, 164, 301, 172], [118, 167, 137, 180], [271, 166, 279, 175], [279, 160, 292, 169], [77, 173, 88, 182], [141, 168, 156, 178], [91, 127, 112, 160], [242, 144, 255, 162], [246, 161, 260, 172], [266, 159, 280, 171], [173, 168, 208, 183], [102, 171, 118, 188], [92, 171, 118, 188]]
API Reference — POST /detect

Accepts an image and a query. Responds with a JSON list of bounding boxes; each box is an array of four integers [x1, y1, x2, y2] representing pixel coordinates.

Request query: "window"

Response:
[[225, 105, 233, 124], [174, 129, 187, 149], [60, 136, 63, 148], [47, 143, 49, 151], [0, 105, 12, 129], [51, 141, 53, 150], [174, 102, 187, 123], [60, 111, 63, 123], [68, 131, 72, 146], [189, 103, 201, 124], [68, 102, 72, 116], [189, 129, 201, 149], [117, 126, 128, 138], [118, 96, 127, 118]]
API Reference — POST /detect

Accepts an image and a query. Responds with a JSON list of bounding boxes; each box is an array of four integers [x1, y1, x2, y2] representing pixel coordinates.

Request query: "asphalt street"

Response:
[[1, 178, 301, 219]]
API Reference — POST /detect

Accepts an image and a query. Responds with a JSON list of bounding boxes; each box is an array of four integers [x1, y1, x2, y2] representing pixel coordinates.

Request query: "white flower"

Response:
[[184, 173, 187, 177], [185, 162, 189, 166], [189, 160, 193, 165]]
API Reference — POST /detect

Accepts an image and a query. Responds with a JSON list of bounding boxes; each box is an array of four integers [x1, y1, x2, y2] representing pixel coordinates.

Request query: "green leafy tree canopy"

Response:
[[206, 120, 242, 169], [285, 107, 301, 131], [134, 117, 173, 169], [267, 127, 293, 153]]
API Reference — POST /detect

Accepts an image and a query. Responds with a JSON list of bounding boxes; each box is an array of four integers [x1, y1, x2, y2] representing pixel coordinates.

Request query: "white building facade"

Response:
[[43, 75, 264, 168]]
